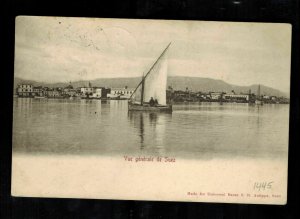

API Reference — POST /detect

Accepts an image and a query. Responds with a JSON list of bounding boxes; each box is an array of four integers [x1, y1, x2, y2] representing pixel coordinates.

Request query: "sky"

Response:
[[15, 16, 292, 93]]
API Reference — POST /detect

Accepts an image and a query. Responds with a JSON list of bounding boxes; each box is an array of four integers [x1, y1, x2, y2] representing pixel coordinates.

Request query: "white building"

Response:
[[92, 88, 102, 99], [223, 94, 249, 101], [16, 84, 34, 97], [80, 87, 94, 94], [108, 87, 135, 99], [17, 84, 33, 92], [33, 86, 44, 97], [209, 92, 224, 100]]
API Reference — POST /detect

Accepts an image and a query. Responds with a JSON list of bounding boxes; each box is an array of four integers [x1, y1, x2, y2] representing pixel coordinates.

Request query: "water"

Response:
[[13, 98, 289, 160]]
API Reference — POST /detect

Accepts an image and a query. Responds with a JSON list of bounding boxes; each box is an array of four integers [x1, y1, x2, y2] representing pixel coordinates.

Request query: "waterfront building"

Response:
[[92, 88, 102, 99], [199, 94, 209, 100], [16, 84, 34, 97], [223, 94, 250, 102], [209, 92, 225, 100], [172, 90, 201, 102], [80, 87, 95, 98], [220, 90, 249, 102], [47, 88, 62, 98], [33, 86, 44, 97], [42, 87, 51, 97], [271, 96, 277, 101], [63, 84, 77, 97], [80, 87, 94, 94], [173, 90, 187, 96], [64, 89, 77, 97], [108, 87, 134, 99], [80, 81, 95, 98]]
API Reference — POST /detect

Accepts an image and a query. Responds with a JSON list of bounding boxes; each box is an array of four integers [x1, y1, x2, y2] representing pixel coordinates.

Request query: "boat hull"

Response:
[[128, 103, 172, 113]]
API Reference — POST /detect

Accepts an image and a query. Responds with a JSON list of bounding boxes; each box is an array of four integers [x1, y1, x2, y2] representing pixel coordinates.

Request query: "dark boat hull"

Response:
[[128, 103, 172, 113]]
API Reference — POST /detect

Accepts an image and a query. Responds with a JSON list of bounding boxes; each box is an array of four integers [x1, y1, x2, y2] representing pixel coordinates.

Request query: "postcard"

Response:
[[12, 16, 291, 204]]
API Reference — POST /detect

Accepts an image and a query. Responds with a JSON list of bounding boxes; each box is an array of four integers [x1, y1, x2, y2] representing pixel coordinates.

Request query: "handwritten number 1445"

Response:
[[253, 182, 273, 191]]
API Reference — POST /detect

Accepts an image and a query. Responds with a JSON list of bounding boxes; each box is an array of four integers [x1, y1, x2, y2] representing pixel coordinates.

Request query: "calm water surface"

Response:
[[13, 98, 289, 159]]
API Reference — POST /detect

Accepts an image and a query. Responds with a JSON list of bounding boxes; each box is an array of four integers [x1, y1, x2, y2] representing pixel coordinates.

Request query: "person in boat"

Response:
[[154, 99, 158, 106], [149, 97, 155, 106]]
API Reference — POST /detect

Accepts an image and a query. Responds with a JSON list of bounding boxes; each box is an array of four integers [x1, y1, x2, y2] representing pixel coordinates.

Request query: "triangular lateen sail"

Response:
[[143, 52, 168, 105], [130, 43, 171, 106]]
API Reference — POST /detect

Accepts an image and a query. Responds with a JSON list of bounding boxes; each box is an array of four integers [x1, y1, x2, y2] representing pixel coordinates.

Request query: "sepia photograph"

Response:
[[12, 16, 291, 204]]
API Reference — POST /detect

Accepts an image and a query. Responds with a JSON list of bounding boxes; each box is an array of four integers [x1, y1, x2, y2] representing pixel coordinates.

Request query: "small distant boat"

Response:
[[128, 43, 172, 113], [34, 96, 45, 99], [110, 96, 128, 100]]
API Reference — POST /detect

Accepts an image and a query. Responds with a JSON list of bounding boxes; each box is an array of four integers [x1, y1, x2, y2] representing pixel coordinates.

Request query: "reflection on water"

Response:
[[13, 98, 289, 159], [128, 111, 171, 155]]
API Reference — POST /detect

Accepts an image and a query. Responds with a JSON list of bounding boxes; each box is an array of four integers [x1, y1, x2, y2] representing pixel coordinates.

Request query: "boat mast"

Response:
[[129, 42, 172, 100], [140, 75, 145, 105]]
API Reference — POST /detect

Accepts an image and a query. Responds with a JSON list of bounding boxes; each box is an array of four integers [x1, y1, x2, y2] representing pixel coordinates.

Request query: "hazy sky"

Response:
[[15, 16, 291, 93]]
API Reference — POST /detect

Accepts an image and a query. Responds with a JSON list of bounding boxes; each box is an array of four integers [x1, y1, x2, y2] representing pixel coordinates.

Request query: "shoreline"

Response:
[[13, 96, 290, 104]]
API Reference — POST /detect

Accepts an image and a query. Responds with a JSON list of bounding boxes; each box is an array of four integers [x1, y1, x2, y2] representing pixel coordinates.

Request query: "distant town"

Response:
[[15, 82, 290, 104]]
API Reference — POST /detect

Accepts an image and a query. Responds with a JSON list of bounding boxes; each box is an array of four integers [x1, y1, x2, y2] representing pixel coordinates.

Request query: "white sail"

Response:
[[131, 79, 143, 105], [130, 44, 170, 106], [143, 52, 168, 105]]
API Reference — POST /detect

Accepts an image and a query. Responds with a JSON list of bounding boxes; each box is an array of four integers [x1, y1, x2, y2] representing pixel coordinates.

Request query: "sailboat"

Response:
[[128, 43, 172, 113], [255, 84, 263, 105]]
